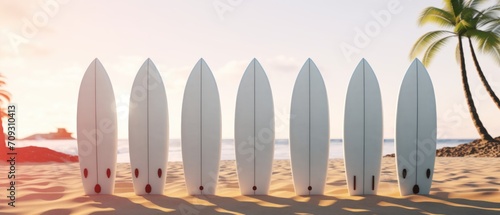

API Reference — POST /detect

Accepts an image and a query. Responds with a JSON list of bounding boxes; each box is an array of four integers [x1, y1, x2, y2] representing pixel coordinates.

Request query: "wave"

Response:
[[16, 139, 476, 163]]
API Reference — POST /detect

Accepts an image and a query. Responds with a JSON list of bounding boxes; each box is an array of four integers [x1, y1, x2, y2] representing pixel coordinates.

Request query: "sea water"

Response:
[[17, 139, 473, 163]]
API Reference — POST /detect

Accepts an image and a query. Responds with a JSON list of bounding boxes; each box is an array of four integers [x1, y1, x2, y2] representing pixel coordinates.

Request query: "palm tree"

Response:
[[410, 0, 495, 140], [463, 3, 500, 110], [0, 74, 11, 159]]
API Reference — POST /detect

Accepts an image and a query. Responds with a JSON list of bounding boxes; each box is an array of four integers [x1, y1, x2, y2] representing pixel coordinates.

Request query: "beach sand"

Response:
[[1, 158, 499, 214]]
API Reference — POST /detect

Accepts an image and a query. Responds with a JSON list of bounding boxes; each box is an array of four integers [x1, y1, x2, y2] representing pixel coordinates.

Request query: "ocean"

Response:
[[17, 139, 473, 163]]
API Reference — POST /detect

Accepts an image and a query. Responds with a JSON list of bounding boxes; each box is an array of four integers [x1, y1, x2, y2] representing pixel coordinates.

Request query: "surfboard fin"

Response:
[[94, 184, 101, 193], [413, 185, 419, 194], [353, 176, 356, 190], [372, 176, 375, 190]]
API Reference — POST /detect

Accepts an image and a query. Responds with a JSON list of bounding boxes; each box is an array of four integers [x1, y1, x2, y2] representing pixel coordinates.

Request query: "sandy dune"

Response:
[[1, 158, 499, 214]]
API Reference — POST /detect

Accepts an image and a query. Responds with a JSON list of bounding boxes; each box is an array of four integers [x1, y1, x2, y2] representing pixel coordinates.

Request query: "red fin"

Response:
[[94, 184, 101, 193]]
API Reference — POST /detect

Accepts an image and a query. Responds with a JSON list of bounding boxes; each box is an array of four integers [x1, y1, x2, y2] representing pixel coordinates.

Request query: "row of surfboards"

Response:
[[77, 58, 436, 197]]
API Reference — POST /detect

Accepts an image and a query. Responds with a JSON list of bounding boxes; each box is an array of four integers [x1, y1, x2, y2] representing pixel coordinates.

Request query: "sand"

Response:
[[1, 158, 499, 214]]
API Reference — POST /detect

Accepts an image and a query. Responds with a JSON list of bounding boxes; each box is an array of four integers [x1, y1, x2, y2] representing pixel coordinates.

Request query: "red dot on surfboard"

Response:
[[145, 184, 152, 193], [135, 168, 139, 178], [106, 168, 111, 178], [158, 168, 162, 178], [94, 184, 101, 193], [83, 168, 88, 178]]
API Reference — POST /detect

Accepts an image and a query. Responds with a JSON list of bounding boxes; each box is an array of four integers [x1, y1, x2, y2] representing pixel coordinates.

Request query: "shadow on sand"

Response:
[[38, 193, 499, 214]]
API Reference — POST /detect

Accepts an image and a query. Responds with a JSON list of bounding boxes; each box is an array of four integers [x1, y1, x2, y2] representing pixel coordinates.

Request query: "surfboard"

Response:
[[77, 58, 118, 195], [290, 58, 330, 195], [235, 58, 275, 195], [395, 59, 436, 196], [129, 59, 169, 195], [181, 58, 222, 195], [343, 59, 383, 196]]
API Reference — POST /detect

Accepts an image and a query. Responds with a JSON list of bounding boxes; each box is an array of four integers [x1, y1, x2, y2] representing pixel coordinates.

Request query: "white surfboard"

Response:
[[181, 58, 221, 195], [77, 58, 117, 195], [235, 59, 275, 195], [343, 59, 383, 196], [290, 59, 330, 195], [395, 59, 436, 196], [129, 59, 169, 195]]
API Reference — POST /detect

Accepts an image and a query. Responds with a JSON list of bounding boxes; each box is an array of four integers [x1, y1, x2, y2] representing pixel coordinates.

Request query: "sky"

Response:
[[0, 0, 499, 139]]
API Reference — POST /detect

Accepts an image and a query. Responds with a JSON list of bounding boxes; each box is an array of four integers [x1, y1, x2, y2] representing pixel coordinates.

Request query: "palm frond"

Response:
[[473, 34, 500, 65], [457, 7, 487, 32], [484, 19, 500, 35], [469, 29, 500, 64], [413, 0, 500, 66], [466, 0, 487, 8], [481, 4, 500, 15], [455, 18, 473, 33], [0, 73, 6, 86], [410, 30, 456, 59], [470, 29, 500, 50], [474, 4, 500, 27], [422, 35, 456, 66], [447, 0, 467, 16], [455, 43, 461, 63], [488, 45, 500, 65], [443, 0, 456, 16], [477, 15, 500, 28], [419, 7, 456, 27], [0, 90, 11, 103], [461, 7, 477, 20]]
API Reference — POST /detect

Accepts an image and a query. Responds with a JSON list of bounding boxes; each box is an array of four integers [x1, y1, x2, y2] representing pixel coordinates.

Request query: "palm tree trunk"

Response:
[[0, 116, 6, 162], [458, 35, 493, 141], [468, 37, 500, 110]]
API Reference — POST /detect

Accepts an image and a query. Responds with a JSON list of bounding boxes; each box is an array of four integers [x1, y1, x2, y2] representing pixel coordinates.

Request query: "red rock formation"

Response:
[[3, 146, 78, 163]]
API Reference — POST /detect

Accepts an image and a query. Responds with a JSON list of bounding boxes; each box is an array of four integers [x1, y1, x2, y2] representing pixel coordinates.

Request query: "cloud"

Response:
[[263, 55, 302, 74], [214, 55, 302, 83], [163, 65, 192, 92], [0, 1, 37, 26], [216, 59, 248, 83], [0, 1, 64, 57]]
